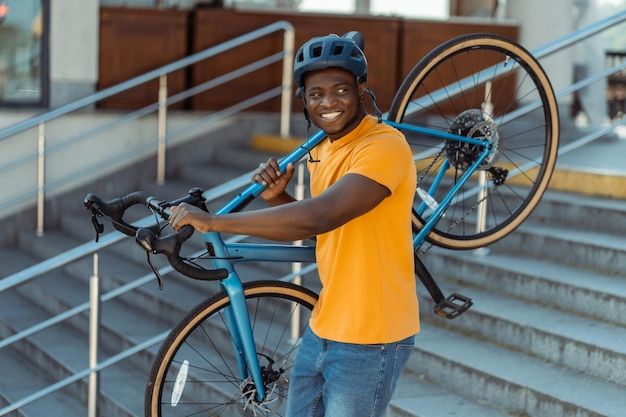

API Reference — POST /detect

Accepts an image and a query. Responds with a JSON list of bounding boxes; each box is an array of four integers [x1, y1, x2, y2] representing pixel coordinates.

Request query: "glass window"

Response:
[[0, 0, 48, 107]]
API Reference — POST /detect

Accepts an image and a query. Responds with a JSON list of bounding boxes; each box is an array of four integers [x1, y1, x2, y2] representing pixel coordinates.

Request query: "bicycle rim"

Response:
[[145, 281, 318, 417], [389, 33, 559, 250]]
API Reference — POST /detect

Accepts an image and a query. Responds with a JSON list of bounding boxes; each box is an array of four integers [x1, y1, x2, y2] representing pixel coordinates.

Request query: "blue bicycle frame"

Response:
[[198, 120, 493, 401]]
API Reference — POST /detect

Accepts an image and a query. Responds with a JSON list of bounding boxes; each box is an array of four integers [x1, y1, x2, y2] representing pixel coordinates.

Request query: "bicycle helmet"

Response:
[[294, 31, 368, 90]]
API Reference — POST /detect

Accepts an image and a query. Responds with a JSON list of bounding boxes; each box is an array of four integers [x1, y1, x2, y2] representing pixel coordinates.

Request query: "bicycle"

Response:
[[84, 33, 559, 417]]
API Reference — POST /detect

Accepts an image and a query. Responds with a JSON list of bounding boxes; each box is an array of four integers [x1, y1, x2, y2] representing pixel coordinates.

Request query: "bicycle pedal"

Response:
[[433, 293, 473, 319]]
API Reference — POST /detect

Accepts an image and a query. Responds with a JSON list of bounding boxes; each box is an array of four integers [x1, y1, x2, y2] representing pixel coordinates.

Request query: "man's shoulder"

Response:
[[359, 115, 404, 139], [359, 121, 407, 151]]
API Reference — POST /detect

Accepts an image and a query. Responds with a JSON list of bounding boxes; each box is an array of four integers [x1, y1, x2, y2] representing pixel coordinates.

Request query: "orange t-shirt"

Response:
[[307, 115, 420, 344]]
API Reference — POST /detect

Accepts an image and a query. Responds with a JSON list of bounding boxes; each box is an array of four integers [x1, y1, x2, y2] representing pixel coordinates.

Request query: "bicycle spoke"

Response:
[[389, 33, 559, 250], [146, 282, 316, 417]]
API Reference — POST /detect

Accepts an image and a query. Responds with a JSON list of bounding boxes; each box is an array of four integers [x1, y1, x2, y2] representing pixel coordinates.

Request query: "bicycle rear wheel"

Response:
[[389, 33, 559, 250], [145, 280, 317, 417]]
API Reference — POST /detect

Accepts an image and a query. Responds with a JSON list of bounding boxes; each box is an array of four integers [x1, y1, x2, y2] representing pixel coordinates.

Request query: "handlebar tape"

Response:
[[85, 191, 228, 281], [135, 226, 229, 281], [84, 191, 160, 237]]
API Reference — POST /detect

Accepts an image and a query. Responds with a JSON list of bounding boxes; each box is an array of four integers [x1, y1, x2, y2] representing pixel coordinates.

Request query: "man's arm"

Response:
[[170, 173, 390, 242]]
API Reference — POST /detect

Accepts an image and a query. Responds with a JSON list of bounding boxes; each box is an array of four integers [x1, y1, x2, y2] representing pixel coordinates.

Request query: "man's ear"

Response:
[[358, 83, 368, 101]]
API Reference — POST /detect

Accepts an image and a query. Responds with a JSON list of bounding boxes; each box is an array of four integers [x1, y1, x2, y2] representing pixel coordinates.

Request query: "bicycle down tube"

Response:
[[383, 120, 494, 249]]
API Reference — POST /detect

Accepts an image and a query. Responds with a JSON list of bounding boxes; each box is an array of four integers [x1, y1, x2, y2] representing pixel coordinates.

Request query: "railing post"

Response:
[[88, 253, 101, 417], [291, 163, 305, 340], [157, 74, 168, 185], [36, 122, 45, 237], [280, 26, 295, 138], [474, 81, 493, 256]]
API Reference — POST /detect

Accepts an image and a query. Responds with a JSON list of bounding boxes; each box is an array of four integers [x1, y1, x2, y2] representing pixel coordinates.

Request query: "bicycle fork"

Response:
[[219, 274, 269, 402]]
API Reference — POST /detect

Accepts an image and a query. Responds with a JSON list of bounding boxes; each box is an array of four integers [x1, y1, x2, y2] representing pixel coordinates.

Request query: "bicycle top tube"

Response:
[[215, 128, 327, 215], [385, 120, 494, 146]]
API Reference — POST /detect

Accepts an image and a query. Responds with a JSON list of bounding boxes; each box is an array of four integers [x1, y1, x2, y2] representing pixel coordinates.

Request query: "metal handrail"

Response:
[[532, 10, 626, 59], [0, 20, 294, 141], [0, 21, 298, 417], [529, 10, 626, 169], [2, 12, 626, 417], [0, 20, 295, 233]]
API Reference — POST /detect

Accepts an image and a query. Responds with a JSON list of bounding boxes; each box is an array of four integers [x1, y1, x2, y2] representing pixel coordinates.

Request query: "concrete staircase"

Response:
[[388, 190, 626, 416], [1, 115, 625, 417]]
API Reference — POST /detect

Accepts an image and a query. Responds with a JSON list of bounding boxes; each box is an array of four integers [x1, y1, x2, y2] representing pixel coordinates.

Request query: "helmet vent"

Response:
[[332, 45, 344, 56]]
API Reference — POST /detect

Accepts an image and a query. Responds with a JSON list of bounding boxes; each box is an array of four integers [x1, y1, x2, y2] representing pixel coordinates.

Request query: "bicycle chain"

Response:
[[415, 122, 501, 257], [416, 170, 497, 258], [416, 146, 445, 185]]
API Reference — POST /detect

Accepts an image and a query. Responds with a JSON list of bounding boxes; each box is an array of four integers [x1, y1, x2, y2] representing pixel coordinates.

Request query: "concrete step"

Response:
[[423, 248, 626, 326], [0, 289, 140, 417], [489, 220, 625, 277], [0, 245, 39, 278], [0, 231, 194, 414], [1, 228, 319, 416], [529, 190, 626, 236], [0, 334, 85, 417], [408, 323, 626, 417], [0, 261, 158, 417], [388, 372, 510, 417], [419, 281, 626, 386]]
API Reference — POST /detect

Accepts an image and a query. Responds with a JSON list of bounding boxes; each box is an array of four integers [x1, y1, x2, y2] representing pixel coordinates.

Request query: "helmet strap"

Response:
[[365, 88, 382, 123], [301, 106, 320, 163], [302, 104, 312, 131]]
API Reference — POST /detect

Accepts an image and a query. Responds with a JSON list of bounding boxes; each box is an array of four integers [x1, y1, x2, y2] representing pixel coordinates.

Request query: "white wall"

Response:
[[49, 0, 99, 107], [503, 0, 576, 105]]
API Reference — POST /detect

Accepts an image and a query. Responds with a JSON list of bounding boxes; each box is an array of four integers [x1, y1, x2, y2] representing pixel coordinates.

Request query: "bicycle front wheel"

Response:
[[145, 280, 318, 417], [389, 33, 559, 250]]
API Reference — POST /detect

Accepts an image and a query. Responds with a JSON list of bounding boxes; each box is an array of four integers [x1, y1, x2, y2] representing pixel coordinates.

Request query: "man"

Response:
[[169, 32, 420, 417]]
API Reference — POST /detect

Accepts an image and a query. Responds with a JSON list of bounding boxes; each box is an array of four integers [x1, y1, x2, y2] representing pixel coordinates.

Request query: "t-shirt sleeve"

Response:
[[348, 131, 412, 194]]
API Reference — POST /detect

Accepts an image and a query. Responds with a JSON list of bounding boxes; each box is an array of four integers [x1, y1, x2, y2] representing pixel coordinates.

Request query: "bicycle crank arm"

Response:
[[414, 253, 473, 319]]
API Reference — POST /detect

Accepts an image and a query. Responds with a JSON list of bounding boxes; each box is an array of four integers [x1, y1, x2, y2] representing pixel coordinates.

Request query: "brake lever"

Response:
[[89, 207, 104, 242], [145, 252, 165, 290], [136, 224, 169, 290]]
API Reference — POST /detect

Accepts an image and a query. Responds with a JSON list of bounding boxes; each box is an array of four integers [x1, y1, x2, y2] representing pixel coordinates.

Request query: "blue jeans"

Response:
[[286, 326, 415, 417]]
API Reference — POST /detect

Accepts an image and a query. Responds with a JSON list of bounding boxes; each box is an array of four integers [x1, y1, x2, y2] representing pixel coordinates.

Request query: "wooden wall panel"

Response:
[[98, 7, 188, 109], [190, 8, 401, 113], [399, 19, 518, 80], [399, 20, 519, 114], [96, 7, 519, 114]]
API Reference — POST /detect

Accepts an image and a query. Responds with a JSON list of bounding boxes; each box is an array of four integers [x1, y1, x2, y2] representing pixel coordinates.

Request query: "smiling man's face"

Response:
[[302, 67, 366, 141]]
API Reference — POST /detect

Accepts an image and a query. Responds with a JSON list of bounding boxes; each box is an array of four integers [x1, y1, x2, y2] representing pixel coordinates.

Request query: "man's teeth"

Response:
[[321, 112, 341, 119]]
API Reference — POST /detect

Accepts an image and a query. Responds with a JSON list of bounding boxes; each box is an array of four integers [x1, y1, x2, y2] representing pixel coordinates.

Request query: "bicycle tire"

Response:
[[145, 280, 318, 417], [389, 33, 559, 250]]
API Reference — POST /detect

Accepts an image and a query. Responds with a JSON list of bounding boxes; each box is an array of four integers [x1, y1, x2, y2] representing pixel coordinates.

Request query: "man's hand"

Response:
[[252, 158, 295, 205], [169, 203, 212, 233]]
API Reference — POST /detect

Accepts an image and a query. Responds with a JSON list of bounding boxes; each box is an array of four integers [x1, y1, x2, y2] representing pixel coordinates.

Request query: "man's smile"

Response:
[[320, 111, 342, 120]]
